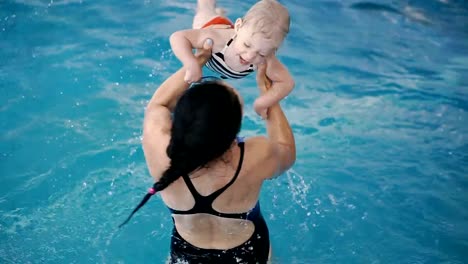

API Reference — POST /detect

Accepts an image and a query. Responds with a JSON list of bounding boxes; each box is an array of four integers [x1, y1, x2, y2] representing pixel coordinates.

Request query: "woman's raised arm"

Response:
[[142, 39, 213, 177], [256, 63, 296, 176]]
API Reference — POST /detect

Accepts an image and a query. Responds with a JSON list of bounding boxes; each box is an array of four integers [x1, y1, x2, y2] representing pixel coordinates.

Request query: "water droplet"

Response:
[[361, 212, 368, 220]]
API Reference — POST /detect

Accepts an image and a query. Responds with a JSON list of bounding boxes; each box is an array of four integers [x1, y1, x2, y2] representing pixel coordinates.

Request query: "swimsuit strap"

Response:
[[226, 38, 234, 47], [206, 141, 245, 199], [181, 141, 244, 200], [181, 174, 202, 198], [220, 36, 235, 53]]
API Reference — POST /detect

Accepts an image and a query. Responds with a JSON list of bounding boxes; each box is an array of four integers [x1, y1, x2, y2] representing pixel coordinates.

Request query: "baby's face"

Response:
[[232, 24, 277, 66]]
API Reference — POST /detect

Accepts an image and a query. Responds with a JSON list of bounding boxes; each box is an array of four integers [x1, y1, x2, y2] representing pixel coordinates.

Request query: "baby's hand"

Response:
[[184, 60, 202, 83], [254, 99, 268, 119]]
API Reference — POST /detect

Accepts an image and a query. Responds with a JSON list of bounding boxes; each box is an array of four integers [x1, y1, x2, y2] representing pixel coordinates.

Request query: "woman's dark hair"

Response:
[[119, 81, 242, 227]]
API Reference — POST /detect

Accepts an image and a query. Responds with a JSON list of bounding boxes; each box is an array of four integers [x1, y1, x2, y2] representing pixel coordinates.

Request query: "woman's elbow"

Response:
[[277, 144, 296, 172], [169, 31, 183, 46], [284, 145, 296, 169], [286, 77, 295, 94], [144, 103, 158, 117]]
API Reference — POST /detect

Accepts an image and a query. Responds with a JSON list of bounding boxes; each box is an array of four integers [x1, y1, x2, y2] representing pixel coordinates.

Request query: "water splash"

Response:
[[285, 168, 310, 211]]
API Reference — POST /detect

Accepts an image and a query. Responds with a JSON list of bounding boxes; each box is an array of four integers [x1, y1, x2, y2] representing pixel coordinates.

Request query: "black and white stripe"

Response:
[[205, 38, 254, 79]]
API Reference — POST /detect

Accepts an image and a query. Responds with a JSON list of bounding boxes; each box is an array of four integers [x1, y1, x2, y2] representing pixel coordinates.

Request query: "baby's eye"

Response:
[[259, 54, 266, 57], [243, 43, 250, 48]]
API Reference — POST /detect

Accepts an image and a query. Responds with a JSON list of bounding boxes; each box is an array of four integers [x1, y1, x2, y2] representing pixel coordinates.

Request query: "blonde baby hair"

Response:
[[241, 0, 290, 48]]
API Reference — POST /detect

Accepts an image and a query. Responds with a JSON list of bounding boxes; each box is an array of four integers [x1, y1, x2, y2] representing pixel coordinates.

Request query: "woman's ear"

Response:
[[234, 18, 243, 33]]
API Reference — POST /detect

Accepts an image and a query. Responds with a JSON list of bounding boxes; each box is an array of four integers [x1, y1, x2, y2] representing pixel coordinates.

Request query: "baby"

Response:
[[170, 0, 294, 118]]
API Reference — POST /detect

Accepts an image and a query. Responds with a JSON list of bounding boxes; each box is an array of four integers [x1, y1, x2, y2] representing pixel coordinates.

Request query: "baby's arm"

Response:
[[254, 56, 295, 117], [170, 29, 215, 83]]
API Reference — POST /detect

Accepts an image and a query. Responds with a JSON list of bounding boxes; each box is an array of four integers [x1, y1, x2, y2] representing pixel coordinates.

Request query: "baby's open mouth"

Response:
[[240, 56, 249, 65]]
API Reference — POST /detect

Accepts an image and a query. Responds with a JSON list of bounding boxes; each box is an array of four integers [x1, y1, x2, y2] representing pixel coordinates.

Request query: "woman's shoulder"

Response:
[[246, 136, 278, 159], [240, 136, 278, 179], [244, 135, 270, 149]]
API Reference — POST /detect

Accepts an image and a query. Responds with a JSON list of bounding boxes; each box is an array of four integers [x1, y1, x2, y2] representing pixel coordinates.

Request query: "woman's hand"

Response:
[[184, 60, 203, 83], [195, 38, 213, 64], [254, 99, 268, 119], [255, 63, 273, 119], [147, 38, 213, 111], [184, 38, 214, 82], [256, 63, 272, 94]]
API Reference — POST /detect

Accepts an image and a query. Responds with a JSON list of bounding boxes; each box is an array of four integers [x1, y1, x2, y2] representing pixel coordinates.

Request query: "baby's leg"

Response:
[[192, 0, 226, 29]]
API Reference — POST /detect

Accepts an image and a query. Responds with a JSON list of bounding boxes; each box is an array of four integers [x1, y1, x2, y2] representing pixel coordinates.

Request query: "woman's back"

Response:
[[120, 42, 295, 263], [160, 137, 275, 249]]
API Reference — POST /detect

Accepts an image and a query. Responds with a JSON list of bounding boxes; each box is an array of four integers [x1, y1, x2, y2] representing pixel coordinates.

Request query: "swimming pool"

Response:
[[1, 0, 467, 263]]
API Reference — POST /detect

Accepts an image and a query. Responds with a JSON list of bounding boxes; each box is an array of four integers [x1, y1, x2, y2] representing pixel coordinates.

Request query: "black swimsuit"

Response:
[[167, 138, 270, 264]]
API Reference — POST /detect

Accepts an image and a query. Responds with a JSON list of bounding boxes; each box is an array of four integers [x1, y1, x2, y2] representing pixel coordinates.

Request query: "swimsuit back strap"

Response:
[[207, 141, 245, 199], [181, 139, 244, 199], [181, 174, 201, 198]]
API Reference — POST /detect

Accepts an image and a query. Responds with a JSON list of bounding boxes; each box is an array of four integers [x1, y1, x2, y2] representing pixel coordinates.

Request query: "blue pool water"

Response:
[[1, 0, 467, 263]]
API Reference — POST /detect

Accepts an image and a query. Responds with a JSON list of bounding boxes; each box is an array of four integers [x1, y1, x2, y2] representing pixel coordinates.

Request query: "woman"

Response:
[[121, 39, 295, 263]]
